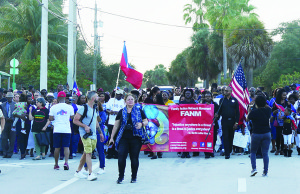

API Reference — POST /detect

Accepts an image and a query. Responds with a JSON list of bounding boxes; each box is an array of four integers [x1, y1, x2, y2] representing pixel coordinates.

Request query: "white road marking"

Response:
[[238, 178, 247, 192], [0, 161, 76, 167], [42, 162, 99, 194]]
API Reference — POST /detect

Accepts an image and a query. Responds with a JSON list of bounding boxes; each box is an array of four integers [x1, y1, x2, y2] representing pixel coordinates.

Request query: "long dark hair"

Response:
[[77, 95, 86, 105], [99, 92, 110, 103], [97, 101, 104, 112], [149, 87, 160, 98], [155, 93, 165, 105], [275, 88, 287, 104]]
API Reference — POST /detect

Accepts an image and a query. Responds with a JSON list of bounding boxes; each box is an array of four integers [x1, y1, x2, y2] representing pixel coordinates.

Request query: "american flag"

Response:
[[229, 62, 250, 126]]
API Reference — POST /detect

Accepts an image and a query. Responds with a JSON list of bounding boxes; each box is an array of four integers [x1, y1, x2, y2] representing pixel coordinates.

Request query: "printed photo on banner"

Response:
[[141, 104, 169, 152]]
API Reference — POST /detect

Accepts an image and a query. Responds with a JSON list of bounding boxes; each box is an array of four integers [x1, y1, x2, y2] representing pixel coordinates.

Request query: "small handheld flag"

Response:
[[73, 81, 80, 96]]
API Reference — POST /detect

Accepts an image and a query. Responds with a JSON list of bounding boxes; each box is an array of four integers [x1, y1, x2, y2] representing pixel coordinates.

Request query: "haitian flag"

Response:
[[275, 102, 285, 112], [72, 81, 80, 96], [120, 42, 143, 89], [287, 115, 297, 130]]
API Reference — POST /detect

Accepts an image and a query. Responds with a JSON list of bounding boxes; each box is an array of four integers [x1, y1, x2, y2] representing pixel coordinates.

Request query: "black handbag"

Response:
[[140, 127, 150, 145], [35, 132, 50, 146]]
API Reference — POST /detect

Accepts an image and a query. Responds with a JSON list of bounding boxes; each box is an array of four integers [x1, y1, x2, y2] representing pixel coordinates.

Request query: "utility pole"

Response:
[[67, 0, 77, 89], [93, 1, 98, 89], [40, 0, 48, 90]]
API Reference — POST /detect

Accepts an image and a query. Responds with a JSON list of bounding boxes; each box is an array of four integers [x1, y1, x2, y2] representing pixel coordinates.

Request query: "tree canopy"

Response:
[[15, 56, 67, 89], [0, 0, 67, 68], [143, 64, 169, 88], [254, 20, 300, 92]]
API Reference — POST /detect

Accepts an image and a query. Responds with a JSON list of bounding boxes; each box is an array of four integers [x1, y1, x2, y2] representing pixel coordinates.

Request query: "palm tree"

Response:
[[183, 0, 208, 31], [204, 0, 256, 79], [227, 15, 273, 86], [0, 0, 67, 67]]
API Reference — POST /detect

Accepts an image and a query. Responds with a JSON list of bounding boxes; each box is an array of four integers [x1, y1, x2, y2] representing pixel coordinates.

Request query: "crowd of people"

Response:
[[0, 82, 300, 181]]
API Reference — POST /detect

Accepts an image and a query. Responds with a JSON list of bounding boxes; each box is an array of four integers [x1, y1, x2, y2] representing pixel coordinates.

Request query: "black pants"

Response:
[[45, 127, 54, 155], [118, 137, 142, 180], [17, 121, 31, 155], [275, 126, 284, 151], [221, 120, 235, 157], [1, 121, 16, 157], [107, 124, 118, 157]]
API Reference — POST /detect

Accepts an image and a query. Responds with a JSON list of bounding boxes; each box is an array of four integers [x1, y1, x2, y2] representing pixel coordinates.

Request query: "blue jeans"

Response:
[[250, 132, 271, 174], [0, 135, 2, 152], [96, 131, 105, 168], [71, 133, 80, 154]]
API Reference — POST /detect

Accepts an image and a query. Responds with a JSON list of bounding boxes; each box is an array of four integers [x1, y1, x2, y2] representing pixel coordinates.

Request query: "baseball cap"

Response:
[[6, 92, 14, 98], [47, 93, 54, 97], [57, 91, 66, 98], [116, 89, 124, 95]]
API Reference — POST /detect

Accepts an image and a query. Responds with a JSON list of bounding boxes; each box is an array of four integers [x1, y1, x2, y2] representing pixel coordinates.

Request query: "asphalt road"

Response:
[[0, 149, 299, 194]]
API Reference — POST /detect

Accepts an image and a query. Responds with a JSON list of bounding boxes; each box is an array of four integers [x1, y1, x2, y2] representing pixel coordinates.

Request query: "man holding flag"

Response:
[[217, 62, 250, 159], [217, 86, 240, 159]]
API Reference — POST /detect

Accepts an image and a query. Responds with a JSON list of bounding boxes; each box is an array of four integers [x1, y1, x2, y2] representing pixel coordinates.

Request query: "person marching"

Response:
[[217, 86, 239, 159], [73, 91, 104, 181], [108, 94, 148, 184], [247, 95, 272, 177], [179, 88, 196, 158], [49, 91, 74, 170], [278, 108, 295, 157], [202, 91, 219, 158]]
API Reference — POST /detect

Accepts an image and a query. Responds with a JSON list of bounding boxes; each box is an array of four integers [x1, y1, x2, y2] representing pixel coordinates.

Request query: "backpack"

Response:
[[73, 104, 97, 133]]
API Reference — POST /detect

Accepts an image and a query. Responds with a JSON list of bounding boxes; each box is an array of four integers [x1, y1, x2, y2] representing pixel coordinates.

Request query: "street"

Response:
[[0, 150, 299, 194]]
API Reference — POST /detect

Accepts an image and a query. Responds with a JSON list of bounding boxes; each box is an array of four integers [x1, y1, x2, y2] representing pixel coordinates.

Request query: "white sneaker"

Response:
[[97, 168, 105, 175], [74, 171, 87, 179], [87, 173, 97, 181], [72, 153, 76, 157]]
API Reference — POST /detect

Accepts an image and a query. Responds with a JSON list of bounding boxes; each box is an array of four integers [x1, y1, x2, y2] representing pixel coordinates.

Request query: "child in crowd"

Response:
[[12, 93, 27, 134], [279, 108, 294, 157]]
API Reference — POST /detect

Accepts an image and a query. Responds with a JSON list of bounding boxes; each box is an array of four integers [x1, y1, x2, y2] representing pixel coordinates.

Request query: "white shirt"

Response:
[[106, 98, 125, 125], [294, 100, 300, 112], [49, 103, 74, 133]]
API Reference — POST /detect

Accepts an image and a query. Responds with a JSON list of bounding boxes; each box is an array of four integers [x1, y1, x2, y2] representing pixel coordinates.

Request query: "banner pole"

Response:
[[111, 49, 122, 113]]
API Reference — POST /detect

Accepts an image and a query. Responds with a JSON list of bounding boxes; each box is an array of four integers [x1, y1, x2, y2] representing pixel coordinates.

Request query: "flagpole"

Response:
[[112, 41, 125, 113], [229, 57, 244, 86], [115, 63, 121, 91], [115, 41, 125, 92]]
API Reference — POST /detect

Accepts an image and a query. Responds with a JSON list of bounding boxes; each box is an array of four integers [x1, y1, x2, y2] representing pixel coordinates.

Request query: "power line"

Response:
[[77, 8, 93, 50], [36, 0, 77, 26], [49, 0, 64, 16], [36, 0, 93, 51], [78, 6, 300, 32], [104, 33, 186, 50]]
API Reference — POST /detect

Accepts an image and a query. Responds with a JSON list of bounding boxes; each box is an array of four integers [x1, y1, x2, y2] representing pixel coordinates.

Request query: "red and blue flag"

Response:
[[287, 115, 297, 130], [72, 81, 80, 96], [275, 102, 285, 112], [120, 42, 143, 89]]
